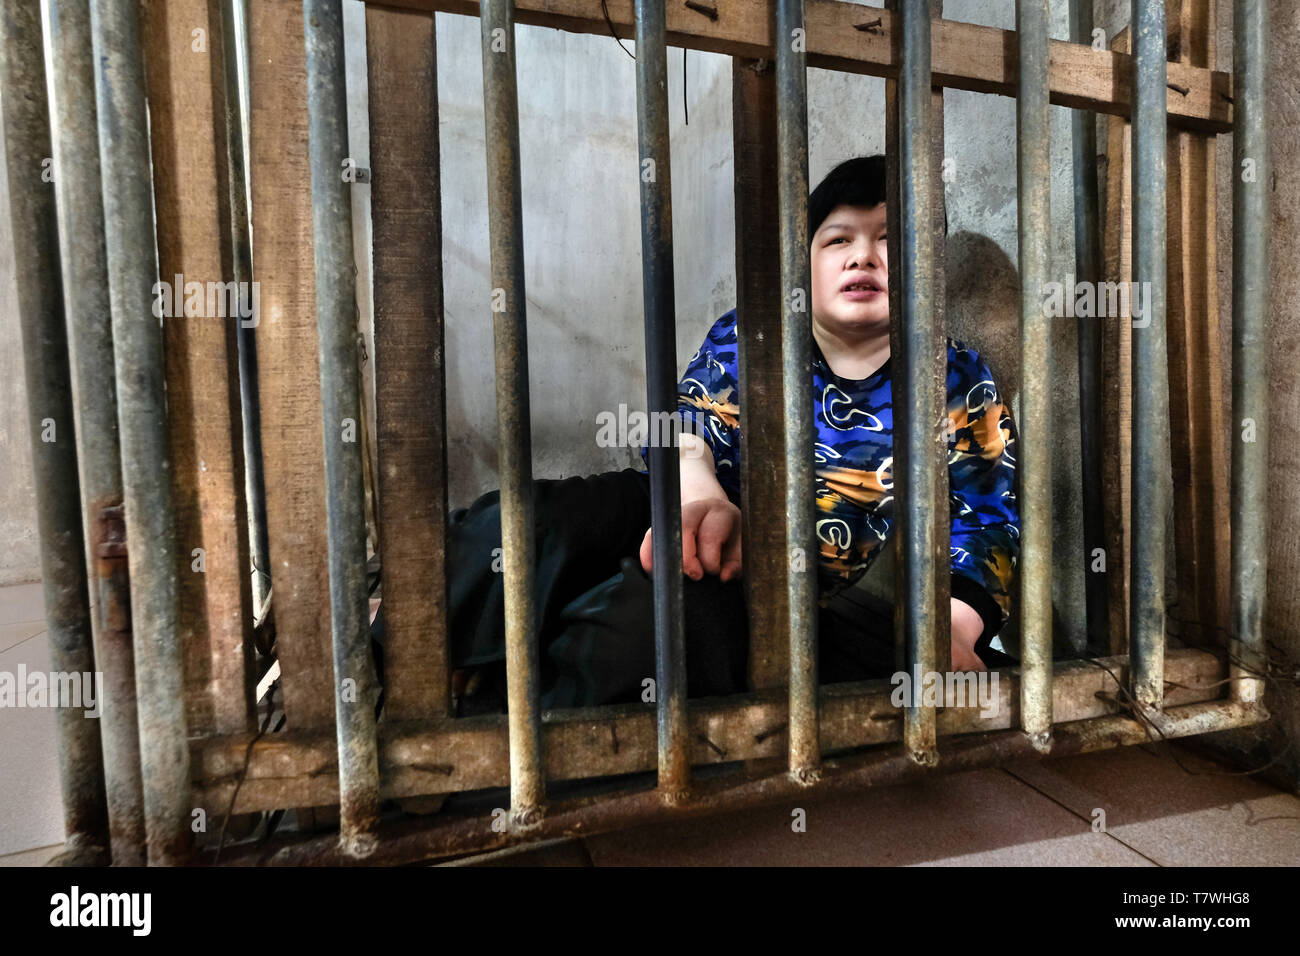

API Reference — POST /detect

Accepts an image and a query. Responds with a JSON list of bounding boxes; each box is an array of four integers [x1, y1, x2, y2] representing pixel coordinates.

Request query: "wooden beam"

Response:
[[362, 0, 1230, 131], [1164, 1, 1230, 650], [1101, 31, 1132, 658], [192, 648, 1227, 813], [365, 5, 452, 720], [248, 0, 335, 730], [142, 0, 256, 736], [731, 56, 788, 691]]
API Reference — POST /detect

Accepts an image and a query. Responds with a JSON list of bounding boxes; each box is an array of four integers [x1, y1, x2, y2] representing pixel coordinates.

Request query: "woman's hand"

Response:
[[950, 597, 986, 671], [639, 497, 743, 582]]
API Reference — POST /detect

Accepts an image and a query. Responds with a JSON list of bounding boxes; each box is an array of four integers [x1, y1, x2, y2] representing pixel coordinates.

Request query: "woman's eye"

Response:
[[829, 237, 847, 245]]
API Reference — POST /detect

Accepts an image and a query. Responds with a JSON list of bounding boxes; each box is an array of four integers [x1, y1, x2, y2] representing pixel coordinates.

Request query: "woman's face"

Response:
[[809, 201, 890, 340]]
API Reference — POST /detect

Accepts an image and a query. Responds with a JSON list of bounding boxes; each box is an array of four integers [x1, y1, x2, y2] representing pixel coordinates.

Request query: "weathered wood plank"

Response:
[[1101, 29, 1132, 657], [142, 0, 256, 736], [192, 648, 1227, 813], [1164, 1, 1230, 650], [365, 5, 450, 719], [248, 0, 335, 729], [731, 56, 787, 691], [363, 0, 1231, 131]]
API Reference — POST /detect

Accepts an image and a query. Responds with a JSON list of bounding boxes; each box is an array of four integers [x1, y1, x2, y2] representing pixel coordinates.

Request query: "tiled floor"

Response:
[[3, 580, 1298, 867]]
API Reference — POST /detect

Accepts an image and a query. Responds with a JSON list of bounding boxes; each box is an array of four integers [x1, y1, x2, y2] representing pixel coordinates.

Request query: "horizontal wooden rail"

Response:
[[363, 0, 1230, 132], [195, 647, 1227, 814]]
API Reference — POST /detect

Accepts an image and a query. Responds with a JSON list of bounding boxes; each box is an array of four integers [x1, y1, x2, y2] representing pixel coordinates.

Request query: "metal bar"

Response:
[[1017, 0, 1053, 749], [634, 0, 690, 801], [221, 0, 271, 620], [88, 0, 191, 865], [193, 646, 1232, 813], [45, 0, 145, 867], [1129, 0, 1169, 709], [478, 0, 545, 826], [1229, 0, 1269, 704], [775, 0, 819, 784], [1069, 0, 1109, 657], [0, 0, 110, 865], [895, 0, 938, 766], [302, 0, 382, 855], [216, 697, 1268, 866]]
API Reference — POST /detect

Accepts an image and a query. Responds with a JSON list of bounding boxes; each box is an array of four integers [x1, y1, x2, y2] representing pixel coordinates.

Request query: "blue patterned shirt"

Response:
[[650, 308, 1020, 636]]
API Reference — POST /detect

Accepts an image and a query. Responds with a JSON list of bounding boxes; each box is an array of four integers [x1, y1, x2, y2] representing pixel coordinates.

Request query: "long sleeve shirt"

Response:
[[651, 308, 1020, 640]]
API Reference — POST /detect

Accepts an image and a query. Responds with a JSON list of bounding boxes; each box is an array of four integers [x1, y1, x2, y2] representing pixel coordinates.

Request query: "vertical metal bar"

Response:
[[479, 0, 545, 825], [775, 0, 819, 784], [302, 0, 381, 855], [896, 0, 938, 766], [222, 0, 270, 620], [0, 0, 110, 865], [1017, 0, 1053, 749], [1229, 0, 1269, 703], [88, 0, 191, 865], [1129, 0, 1169, 709], [1069, 0, 1110, 657], [45, 0, 144, 867], [634, 0, 690, 800]]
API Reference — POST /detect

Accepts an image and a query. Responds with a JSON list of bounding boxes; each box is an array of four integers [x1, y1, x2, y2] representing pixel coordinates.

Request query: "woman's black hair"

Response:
[[807, 154, 887, 240]]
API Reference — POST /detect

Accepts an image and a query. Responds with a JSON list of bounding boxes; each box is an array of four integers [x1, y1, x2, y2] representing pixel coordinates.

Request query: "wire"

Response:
[[601, 0, 635, 60], [214, 679, 281, 864]]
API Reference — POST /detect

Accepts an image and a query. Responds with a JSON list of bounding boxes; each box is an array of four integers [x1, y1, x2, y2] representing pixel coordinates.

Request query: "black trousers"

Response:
[[372, 468, 901, 713]]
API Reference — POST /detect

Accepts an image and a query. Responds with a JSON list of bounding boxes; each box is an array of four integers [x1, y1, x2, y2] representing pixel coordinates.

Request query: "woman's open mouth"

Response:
[[840, 282, 883, 301]]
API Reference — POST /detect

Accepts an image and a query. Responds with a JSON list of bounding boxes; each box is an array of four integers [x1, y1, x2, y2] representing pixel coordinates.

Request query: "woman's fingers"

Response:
[[639, 526, 654, 574], [642, 499, 742, 581], [719, 524, 744, 582]]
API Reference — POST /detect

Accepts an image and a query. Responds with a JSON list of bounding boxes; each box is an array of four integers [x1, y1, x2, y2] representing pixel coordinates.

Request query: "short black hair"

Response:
[[808, 155, 886, 240]]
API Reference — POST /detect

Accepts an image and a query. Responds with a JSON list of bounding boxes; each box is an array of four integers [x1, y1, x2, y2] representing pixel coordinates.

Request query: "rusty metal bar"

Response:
[[775, 0, 819, 784], [0, 0, 110, 866], [479, 0, 545, 827], [216, 697, 1268, 865], [88, 0, 192, 865], [634, 0, 690, 800], [1229, 0, 1269, 704], [45, 0, 144, 867], [1068, 0, 1109, 657], [1129, 0, 1169, 709], [1017, 0, 1053, 749], [895, 0, 938, 766], [302, 0, 382, 855]]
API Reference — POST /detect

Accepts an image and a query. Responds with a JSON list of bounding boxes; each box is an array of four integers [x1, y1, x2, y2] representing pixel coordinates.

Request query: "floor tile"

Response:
[[583, 766, 1137, 866], [0, 621, 45, 655], [1006, 745, 1300, 866], [0, 582, 44, 627], [0, 843, 63, 867], [0, 634, 67, 857]]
